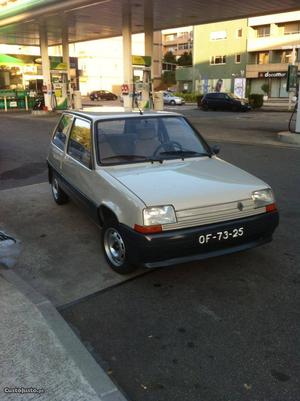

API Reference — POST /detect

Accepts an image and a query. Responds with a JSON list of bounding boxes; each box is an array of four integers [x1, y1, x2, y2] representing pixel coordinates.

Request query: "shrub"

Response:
[[261, 83, 270, 94], [248, 93, 264, 109], [174, 92, 200, 102]]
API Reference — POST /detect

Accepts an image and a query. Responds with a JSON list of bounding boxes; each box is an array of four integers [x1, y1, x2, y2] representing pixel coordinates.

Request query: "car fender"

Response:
[[96, 168, 146, 228]]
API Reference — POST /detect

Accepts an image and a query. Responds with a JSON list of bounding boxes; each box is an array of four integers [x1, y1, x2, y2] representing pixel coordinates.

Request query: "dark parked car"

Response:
[[200, 92, 251, 111], [90, 90, 118, 101]]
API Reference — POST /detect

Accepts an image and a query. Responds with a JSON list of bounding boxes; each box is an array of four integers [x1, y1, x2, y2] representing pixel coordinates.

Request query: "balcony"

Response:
[[248, 32, 300, 52]]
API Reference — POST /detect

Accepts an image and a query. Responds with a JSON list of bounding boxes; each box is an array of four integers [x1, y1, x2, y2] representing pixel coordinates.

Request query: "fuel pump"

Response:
[[51, 71, 69, 110], [131, 55, 153, 110], [133, 66, 153, 110]]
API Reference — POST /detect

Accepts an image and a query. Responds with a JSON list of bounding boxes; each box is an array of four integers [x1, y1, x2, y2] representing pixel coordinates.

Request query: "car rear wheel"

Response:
[[170, 100, 176, 105], [51, 173, 69, 205], [102, 220, 137, 274], [202, 104, 209, 111]]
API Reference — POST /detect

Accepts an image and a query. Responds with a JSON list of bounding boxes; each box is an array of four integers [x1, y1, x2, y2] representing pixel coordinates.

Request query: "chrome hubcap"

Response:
[[104, 228, 126, 267], [52, 178, 59, 199]]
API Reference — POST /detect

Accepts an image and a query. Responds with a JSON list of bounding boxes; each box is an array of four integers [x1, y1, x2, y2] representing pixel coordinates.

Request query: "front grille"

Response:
[[162, 199, 265, 231]]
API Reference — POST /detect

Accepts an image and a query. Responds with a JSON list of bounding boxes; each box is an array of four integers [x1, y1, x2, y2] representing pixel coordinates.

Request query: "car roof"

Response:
[[64, 110, 181, 122]]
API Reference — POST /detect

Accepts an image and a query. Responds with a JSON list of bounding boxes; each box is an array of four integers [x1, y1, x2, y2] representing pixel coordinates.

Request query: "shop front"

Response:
[[248, 71, 299, 98], [0, 53, 79, 110]]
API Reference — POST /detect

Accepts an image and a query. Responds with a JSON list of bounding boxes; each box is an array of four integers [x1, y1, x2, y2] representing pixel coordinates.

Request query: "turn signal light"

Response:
[[134, 224, 162, 234], [266, 203, 277, 213]]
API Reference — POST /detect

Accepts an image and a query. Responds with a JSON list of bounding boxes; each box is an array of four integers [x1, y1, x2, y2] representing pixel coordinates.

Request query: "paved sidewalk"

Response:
[[0, 269, 128, 401]]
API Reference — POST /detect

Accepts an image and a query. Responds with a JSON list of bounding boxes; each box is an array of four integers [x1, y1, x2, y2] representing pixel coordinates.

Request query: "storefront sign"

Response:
[[258, 71, 287, 78]]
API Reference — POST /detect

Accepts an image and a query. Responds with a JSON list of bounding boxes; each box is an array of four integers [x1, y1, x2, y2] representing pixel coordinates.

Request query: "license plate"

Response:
[[199, 227, 244, 245]]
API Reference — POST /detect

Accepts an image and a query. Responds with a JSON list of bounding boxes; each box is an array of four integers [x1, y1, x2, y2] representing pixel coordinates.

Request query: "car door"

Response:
[[48, 113, 74, 174], [62, 117, 98, 220], [223, 94, 234, 110], [209, 93, 219, 109]]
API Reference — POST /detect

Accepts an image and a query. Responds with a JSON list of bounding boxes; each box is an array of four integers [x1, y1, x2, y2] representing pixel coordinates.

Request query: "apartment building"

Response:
[[177, 11, 300, 97], [191, 19, 248, 95], [162, 27, 193, 59], [246, 11, 300, 98]]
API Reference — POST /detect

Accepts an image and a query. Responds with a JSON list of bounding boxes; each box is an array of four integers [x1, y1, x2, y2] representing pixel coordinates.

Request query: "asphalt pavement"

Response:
[[1, 109, 300, 401], [60, 141, 300, 401]]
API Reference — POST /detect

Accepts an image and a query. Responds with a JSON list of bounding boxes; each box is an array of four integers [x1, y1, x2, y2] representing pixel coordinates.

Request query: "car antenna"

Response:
[[134, 95, 143, 115]]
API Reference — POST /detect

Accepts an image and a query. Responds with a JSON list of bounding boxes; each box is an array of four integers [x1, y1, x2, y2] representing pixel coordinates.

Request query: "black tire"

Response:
[[170, 100, 176, 105], [51, 172, 69, 205], [102, 219, 137, 274], [202, 104, 209, 111]]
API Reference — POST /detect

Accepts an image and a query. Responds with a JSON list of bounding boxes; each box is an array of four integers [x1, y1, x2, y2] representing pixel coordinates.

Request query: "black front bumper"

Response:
[[120, 211, 279, 268]]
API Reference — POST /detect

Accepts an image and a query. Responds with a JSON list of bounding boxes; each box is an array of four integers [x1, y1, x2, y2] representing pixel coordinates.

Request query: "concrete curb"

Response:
[[278, 131, 300, 146], [0, 268, 129, 401]]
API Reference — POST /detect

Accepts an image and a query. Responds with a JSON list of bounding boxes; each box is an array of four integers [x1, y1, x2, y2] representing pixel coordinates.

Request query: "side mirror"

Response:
[[211, 144, 220, 155]]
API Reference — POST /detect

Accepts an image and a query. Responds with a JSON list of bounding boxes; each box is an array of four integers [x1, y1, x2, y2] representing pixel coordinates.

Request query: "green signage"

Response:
[[132, 55, 152, 67], [287, 64, 298, 92], [0, 0, 57, 20]]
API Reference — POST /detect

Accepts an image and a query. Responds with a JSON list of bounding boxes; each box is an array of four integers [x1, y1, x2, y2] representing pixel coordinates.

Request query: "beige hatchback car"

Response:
[[47, 111, 279, 274]]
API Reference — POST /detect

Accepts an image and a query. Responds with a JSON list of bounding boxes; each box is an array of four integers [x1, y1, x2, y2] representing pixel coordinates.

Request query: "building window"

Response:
[[284, 22, 300, 35], [235, 54, 241, 63], [178, 43, 189, 50], [237, 28, 243, 38], [257, 52, 269, 64], [165, 34, 177, 42], [256, 25, 270, 37], [210, 30, 227, 40], [281, 50, 293, 63], [210, 55, 226, 65], [165, 46, 177, 53]]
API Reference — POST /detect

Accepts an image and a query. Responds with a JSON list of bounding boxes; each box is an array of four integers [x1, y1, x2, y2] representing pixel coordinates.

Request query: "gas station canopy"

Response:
[[0, 0, 300, 46]]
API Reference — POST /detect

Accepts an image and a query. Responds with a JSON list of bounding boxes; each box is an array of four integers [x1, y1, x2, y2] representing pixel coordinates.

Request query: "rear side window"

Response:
[[67, 118, 92, 168], [53, 114, 73, 150]]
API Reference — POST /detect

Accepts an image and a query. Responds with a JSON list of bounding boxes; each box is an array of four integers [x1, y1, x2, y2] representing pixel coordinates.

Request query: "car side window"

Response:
[[52, 114, 73, 151], [67, 118, 92, 168]]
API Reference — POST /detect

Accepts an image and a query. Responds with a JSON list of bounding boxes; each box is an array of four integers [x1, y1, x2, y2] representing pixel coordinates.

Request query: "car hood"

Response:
[[104, 157, 268, 210]]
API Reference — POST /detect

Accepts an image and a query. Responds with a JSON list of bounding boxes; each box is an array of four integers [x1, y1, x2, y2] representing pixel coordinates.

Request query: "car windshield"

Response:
[[96, 116, 211, 165]]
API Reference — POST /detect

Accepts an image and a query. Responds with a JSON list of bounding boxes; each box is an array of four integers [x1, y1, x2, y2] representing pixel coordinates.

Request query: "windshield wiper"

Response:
[[101, 154, 163, 163], [158, 150, 210, 159]]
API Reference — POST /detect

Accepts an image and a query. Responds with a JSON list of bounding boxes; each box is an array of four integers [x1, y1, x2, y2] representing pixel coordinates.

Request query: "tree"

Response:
[[163, 51, 177, 64], [162, 70, 176, 85], [177, 52, 192, 66]]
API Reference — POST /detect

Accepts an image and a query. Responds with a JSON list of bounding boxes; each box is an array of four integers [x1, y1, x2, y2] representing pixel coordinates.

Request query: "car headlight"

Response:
[[143, 206, 176, 226], [252, 188, 274, 208]]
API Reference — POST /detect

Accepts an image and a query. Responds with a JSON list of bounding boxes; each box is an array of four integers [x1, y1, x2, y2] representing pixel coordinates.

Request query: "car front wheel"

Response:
[[51, 173, 69, 205], [102, 220, 137, 274]]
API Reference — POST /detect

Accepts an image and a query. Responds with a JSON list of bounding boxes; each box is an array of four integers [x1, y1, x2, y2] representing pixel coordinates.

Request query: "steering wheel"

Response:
[[153, 141, 183, 157]]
